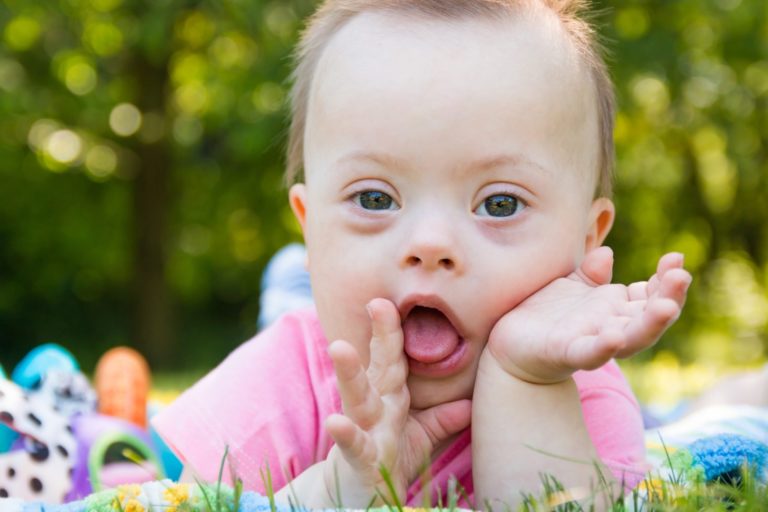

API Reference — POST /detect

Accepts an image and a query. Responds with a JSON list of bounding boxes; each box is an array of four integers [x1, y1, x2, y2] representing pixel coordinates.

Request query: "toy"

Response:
[[0, 345, 166, 503], [651, 432, 768, 485], [39, 370, 97, 418], [69, 413, 163, 498], [11, 343, 78, 390], [0, 378, 76, 502], [94, 347, 150, 428], [0, 378, 165, 502], [149, 421, 183, 481]]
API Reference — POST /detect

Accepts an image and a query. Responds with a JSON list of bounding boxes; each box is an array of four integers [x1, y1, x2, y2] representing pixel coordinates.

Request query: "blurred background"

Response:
[[0, 0, 766, 402]]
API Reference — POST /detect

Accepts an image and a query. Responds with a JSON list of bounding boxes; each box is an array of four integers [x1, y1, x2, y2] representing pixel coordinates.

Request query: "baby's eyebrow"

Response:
[[337, 151, 551, 177], [337, 151, 407, 170], [465, 154, 551, 176]]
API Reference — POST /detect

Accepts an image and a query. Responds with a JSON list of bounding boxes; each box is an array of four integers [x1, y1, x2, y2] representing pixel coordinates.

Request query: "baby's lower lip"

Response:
[[406, 338, 470, 378]]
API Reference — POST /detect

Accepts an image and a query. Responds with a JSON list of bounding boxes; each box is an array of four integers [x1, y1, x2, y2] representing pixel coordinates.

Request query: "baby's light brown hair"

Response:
[[285, 0, 615, 198]]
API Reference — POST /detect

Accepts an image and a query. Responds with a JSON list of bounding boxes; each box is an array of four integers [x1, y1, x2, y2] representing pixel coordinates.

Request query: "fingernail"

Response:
[[365, 302, 373, 320]]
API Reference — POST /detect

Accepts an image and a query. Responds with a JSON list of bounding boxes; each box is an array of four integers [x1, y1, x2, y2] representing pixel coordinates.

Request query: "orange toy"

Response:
[[94, 347, 151, 428]]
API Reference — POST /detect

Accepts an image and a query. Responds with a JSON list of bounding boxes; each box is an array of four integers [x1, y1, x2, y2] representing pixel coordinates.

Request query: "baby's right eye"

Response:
[[354, 190, 398, 211]]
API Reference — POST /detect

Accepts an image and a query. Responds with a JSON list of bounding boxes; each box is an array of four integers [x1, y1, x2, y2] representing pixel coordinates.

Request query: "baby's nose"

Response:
[[400, 220, 462, 272], [405, 250, 456, 271]]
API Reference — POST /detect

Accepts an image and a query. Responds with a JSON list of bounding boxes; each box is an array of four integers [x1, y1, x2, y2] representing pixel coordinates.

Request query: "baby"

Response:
[[153, 0, 692, 508]]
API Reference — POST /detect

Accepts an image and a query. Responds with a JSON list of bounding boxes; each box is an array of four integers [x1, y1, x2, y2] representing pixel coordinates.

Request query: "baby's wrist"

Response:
[[479, 345, 572, 385]]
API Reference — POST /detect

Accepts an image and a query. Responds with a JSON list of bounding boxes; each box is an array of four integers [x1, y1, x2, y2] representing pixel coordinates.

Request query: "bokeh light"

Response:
[[4, 15, 42, 51], [55, 53, 98, 95], [27, 119, 59, 150], [83, 19, 124, 56], [46, 129, 83, 165], [109, 103, 142, 137], [251, 82, 284, 114], [0, 58, 25, 92], [85, 145, 118, 179]]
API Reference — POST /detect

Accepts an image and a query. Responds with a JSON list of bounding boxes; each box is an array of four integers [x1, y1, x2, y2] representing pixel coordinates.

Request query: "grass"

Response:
[[104, 438, 768, 512], [180, 453, 768, 512], [137, 371, 768, 511]]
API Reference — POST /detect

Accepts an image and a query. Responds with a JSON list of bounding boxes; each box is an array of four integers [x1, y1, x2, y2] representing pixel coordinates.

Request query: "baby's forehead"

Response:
[[309, 11, 598, 144], [311, 9, 592, 112], [315, 9, 588, 87]]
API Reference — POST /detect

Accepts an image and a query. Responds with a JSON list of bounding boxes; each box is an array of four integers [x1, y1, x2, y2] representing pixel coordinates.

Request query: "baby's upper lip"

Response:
[[397, 294, 467, 339]]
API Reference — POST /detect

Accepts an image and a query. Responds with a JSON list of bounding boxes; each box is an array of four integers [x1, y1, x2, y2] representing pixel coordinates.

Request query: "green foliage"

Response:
[[0, 0, 766, 372]]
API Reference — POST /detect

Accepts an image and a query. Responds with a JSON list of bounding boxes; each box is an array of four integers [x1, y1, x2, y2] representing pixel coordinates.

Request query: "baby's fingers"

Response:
[[329, 340, 383, 430], [563, 332, 626, 371], [647, 253, 685, 296], [570, 246, 614, 286], [411, 399, 472, 448], [656, 268, 692, 308], [614, 297, 681, 358], [326, 413, 377, 470], [367, 298, 407, 395]]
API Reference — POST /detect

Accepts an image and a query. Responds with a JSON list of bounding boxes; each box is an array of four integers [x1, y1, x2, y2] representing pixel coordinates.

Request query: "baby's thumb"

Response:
[[572, 246, 613, 286], [413, 399, 472, 448]]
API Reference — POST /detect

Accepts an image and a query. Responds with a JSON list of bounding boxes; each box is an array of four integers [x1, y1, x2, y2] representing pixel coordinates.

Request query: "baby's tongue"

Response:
[[402, 307, 460, 363]]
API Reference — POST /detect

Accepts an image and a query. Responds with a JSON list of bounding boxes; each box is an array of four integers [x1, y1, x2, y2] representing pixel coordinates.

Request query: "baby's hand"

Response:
[[323, 298, 471, 506], [487, 247, 691, 384]]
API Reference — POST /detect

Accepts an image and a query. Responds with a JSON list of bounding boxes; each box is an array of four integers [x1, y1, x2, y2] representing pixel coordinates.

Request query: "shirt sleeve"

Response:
[[151, 309, 339, 493], [573, 361, 649, 490]]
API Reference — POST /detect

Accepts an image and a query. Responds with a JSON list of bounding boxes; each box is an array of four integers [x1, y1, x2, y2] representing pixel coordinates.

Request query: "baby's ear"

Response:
[[585, 197, 615, 252], [289, 183, 308, 232]]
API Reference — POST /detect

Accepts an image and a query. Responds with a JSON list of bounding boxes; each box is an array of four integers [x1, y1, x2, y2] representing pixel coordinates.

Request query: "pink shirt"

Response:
[[153, 308, 646, 505]]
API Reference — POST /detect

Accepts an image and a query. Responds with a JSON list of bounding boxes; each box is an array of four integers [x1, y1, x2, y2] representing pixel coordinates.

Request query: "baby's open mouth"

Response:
[[402, 306, 468, 376]]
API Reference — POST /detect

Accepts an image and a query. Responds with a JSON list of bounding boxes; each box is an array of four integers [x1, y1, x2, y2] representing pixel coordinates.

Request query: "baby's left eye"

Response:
[[355, 190, 398, 211], [475, 194, 525, 218]]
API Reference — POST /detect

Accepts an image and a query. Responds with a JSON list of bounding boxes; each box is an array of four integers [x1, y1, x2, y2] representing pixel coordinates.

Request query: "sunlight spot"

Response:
[[684, 76, 720, 109], [4, 16, 41, 51], [252, 82, 284, 114], [110, 103, 142, 137], [46, 129, 83, 164], [27, 119, 59, 149], [175, 81, 209, 114], [170, 52, 207, 85], [85, 145, 118, 179], [615, 7, 649, 40], [177, 11, 215, 48], [0, 58, 25, 92], [83, 20, 124, 56], [744, 61, 768, 96], [66, 62, 97, 95], [708, 254, 768, 330], [631, 75, 669, 116]]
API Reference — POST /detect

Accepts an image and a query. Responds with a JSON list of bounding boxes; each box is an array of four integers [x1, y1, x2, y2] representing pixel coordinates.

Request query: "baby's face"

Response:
[[291, 10, 614, 409]]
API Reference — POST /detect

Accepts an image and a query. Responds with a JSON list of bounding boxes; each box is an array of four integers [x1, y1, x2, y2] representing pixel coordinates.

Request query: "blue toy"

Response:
[[672, 433, 768, 484], [11, 343, 79, 390]]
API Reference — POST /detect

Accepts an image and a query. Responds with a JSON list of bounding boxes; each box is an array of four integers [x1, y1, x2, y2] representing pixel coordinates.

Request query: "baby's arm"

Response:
[[275, 299, 471, 508], [472, 247, 691, 506]]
